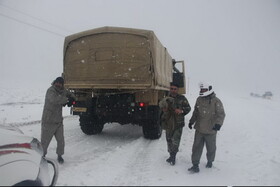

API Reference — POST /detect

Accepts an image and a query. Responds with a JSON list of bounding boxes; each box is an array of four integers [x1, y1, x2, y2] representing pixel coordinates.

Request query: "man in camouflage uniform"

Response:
[[41, 77, 75, 164], [188, 83, 225, 173], [159, 82, 191, 165]]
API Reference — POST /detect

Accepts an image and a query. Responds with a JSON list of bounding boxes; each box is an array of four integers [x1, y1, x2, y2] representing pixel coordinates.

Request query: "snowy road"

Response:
[[20, 117, 194, 186], [2, 88, 280, 186]]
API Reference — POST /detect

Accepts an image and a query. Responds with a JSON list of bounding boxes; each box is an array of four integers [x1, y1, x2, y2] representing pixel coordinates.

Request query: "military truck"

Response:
[[63, 26, 186, 139]]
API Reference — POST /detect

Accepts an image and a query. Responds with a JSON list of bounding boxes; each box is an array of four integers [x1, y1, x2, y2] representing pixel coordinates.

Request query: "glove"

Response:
[[188, 123, 194, 129], [66, 97, 75, 107], [212, 124, 221, 131]]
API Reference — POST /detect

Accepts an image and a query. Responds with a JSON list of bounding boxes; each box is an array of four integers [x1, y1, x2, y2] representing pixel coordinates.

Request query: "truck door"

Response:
[[172, 60, 186, 94]]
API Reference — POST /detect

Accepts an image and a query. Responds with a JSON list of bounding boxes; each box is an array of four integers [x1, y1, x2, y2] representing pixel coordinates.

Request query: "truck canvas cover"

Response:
[[63, 26, 172, 90]]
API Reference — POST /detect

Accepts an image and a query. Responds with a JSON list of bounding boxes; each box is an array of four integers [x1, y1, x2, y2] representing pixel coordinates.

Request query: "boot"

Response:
[[206, 161, 212, 168], [166, 156, 172, 163], [166, 152, 176, 165], [57, 155, 64, 164], [188, 164, 200, 173], [170, 152, 176, 165]]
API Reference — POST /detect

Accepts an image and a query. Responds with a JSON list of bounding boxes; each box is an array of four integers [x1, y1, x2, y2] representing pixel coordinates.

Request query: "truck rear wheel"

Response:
[[142, 106, 162, 140], [79, 115, 104, 135]]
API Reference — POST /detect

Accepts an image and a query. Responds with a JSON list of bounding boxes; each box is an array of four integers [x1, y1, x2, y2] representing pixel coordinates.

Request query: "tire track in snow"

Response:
[[56, 123, 146, 185], [59, 121, 144, 164], [112, 139, 155, 186], [1, 115, 74, 128], [3, 120, 42, 127]]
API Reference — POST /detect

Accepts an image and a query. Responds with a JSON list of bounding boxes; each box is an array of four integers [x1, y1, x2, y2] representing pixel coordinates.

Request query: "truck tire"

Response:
[[142, 106, 162, 140], [79, 115, 104, 135]]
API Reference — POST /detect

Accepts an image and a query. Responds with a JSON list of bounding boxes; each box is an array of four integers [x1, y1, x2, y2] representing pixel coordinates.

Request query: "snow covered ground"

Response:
[[0, 81, 280, 186]]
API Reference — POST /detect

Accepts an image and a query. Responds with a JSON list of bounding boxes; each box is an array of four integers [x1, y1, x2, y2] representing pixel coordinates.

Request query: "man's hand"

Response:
[[66, 97, 75, 107], [175, 109, 183, 114], [162, 107, 168, 112], [212, 124, 221, 131], [188, 122, 194, 129]]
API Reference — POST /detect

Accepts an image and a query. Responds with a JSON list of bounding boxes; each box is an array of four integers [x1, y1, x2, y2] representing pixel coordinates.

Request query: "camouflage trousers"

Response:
[[41, 123, 65, 156], [165, 127, 183, 154], [191, 130, 217, 165]]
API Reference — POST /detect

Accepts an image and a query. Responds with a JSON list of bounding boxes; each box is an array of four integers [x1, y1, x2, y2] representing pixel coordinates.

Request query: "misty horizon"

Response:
[[1, 0, 280, 95]]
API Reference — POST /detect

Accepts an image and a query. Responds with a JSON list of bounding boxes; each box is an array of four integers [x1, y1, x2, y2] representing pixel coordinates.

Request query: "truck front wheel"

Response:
[[79, 115, 104, 135]]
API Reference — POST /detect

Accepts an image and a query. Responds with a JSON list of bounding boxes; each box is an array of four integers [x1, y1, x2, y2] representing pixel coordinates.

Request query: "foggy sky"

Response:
[[0, 0, 280, 95]]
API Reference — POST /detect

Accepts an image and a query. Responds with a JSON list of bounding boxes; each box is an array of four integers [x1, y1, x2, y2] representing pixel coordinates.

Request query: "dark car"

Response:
[[262, 91, 273, 99], [0, 125, 58, 186]]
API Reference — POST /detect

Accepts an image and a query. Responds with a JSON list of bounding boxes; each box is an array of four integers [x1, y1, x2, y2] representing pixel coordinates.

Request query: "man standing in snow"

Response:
[[159, 82, 191, 165], [188, 83, 225, 173], [41, 77, 75, 164]]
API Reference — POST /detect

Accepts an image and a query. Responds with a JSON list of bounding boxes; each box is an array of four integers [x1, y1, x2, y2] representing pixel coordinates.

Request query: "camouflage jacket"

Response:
[[160, 94, 191, 130]]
